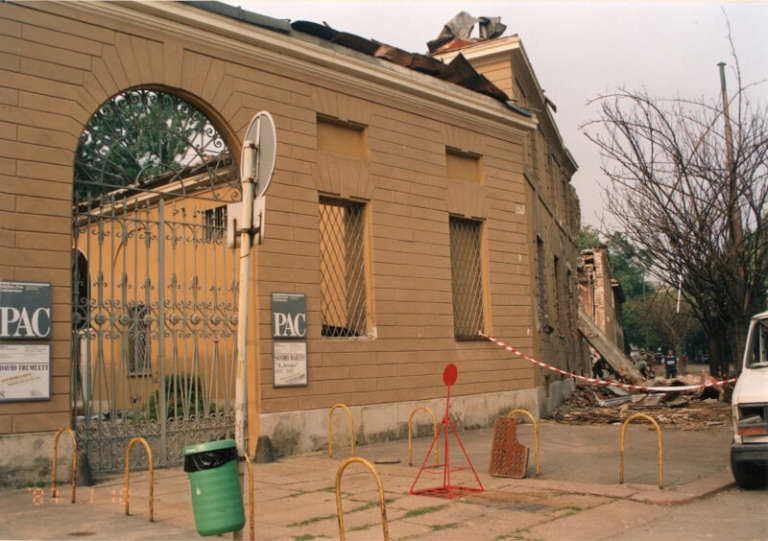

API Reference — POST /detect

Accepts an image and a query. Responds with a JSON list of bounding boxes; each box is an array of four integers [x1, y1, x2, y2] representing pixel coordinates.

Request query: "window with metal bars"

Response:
[[127, 303, 151, 374], [567, 268, 575, 337], [203, 205, 226, 243], [553, 255, 561, 333], [449, 217, 485, 340], [536, 238, 550, 328], [319, 197, 368, 338]]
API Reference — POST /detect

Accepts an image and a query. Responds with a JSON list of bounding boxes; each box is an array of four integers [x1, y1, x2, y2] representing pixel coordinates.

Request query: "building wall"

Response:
[[578, 248, 625, 350], [0, 1, 566, 465], [438, 40, 584, 380]]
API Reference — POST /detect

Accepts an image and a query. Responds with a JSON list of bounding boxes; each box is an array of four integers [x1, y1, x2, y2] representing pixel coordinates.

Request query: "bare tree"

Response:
[[583, 40, 768, 377], [638, 289, 699, 369]]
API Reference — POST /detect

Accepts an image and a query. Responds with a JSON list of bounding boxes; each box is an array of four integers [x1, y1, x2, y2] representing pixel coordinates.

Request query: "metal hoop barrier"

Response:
[[52, 427, 78, 503], [506, 409, 540, 476], [335, 457, 390, 541], [328, 404, 355, 459], [125, 437, 154, 521], [408, 406, 438, 467], [244, 455, 255, 541], [620, 413, 663, 489]]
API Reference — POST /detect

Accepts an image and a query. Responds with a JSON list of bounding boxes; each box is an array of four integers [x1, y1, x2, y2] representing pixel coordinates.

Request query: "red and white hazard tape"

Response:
[[478, 332, 738, 393]]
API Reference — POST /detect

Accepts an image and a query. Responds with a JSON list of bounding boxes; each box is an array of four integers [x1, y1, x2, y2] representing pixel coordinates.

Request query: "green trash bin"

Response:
[[183, 439, 246, 536]]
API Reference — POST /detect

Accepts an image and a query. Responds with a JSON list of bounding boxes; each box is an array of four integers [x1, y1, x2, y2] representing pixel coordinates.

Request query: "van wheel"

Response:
[[731, 450, 767, 490]]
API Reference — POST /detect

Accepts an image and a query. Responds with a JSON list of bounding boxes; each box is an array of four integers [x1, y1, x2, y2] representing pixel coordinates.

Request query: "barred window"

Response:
[[567, 268, 575, 336], [537, 238, 549, 326], [203, 205, 226, 242], [449, 217, 485, 340], [319, 197, 368, 338], [127, 303, 151, 374], [553, 255, 561, 332]]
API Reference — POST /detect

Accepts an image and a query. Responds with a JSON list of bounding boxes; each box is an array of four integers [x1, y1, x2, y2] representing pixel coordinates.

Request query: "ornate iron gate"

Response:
[[73, 194, 239, 472], [72, 89, 241, 472]]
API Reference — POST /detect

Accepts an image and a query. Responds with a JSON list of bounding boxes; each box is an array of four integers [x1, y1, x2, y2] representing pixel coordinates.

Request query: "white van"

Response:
[[730, 310, 768, 489]]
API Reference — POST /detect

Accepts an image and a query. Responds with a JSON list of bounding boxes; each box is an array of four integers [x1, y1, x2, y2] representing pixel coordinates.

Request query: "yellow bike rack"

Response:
[[620, 413, 663, 489], [408, 406, 438, 467], [244, 455, 254, 541], [51, 427, 78, 503], [125, 437, 154, 521], [328, 403, 355, 459], [506, 409, 540, 476], [335, 457, 390, 541]]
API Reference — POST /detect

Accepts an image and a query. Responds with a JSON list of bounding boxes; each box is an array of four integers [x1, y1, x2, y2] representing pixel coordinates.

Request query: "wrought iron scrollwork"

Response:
[[73, 89, 237, 203]]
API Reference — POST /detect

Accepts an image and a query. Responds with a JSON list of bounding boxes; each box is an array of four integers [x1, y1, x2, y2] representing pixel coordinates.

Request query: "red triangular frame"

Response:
[[409, 364, 484, 498]]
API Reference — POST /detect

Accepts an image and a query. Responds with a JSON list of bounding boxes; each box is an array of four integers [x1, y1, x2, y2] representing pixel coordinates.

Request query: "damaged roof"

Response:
[[291, 20, 514, 105], [186, 1, 531, 118]]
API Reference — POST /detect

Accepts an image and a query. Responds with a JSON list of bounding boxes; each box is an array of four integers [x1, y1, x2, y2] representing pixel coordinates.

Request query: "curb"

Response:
[[474, 471, 735, 506], [628, 471, 735, 505]]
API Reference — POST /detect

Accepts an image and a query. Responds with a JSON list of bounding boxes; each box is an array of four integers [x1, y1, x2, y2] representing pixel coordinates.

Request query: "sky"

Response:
[[238, 1, 768, 229]]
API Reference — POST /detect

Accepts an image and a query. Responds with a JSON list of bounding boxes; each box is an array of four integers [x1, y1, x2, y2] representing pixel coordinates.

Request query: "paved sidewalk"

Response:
[[0, 423, 738, 540]]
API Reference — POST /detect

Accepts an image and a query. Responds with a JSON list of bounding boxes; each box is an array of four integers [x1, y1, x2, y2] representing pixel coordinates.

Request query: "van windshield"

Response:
[[746, 319, 768, 369]]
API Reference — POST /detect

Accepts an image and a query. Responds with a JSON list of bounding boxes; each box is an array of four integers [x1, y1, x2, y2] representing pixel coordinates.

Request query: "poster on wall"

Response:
[[0, 281, 52, 340], [0, 343, 51, 402], [271, 292, 307, 339], [273, 341, 308, 387]]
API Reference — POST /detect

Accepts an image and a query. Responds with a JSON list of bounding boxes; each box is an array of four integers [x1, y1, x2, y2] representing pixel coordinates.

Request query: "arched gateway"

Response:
[[72, 88, 241, 471]]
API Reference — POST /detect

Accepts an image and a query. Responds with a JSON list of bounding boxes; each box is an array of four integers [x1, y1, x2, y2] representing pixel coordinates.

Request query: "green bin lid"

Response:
[[183, 438, 237, 456]]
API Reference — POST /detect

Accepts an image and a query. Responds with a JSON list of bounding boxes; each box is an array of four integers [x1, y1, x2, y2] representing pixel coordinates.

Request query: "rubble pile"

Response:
[[545, 375, 731, 430]]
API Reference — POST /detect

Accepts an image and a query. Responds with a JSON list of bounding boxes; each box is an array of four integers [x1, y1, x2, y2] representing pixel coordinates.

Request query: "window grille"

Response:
[[537, 238, 549, 326], [319, 197, 368, 337], [128, 304, 151, 374], [567, 268, 575, 336], [553, 255, 561, 331], [449, 217, 485, 340], [203, 205, 226, 242]]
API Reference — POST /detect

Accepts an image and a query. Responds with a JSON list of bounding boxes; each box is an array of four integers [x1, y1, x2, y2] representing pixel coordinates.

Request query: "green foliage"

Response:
[[604, 231, 648, 299], [403, 504, 448, 518], [577, 225, 602, 251], [431, 523, 460, 531], [146, 374, 214, 420], [73, 90, 214, 201]]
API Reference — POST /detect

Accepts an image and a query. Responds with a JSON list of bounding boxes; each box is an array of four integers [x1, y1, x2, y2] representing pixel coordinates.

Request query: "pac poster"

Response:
[[0, 281, 52, 340]]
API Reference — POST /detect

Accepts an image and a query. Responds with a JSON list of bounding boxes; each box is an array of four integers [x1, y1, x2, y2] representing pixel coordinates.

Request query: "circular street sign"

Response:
[[241, 111, 277, 198], [443, 363, 458, 387]]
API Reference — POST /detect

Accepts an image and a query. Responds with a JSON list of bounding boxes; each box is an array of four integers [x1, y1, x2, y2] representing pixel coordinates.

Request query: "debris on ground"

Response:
[[545, 375, 732, 430]]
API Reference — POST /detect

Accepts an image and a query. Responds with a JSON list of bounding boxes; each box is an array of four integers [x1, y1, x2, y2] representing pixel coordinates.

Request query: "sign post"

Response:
[[233, 112, 276, 540]]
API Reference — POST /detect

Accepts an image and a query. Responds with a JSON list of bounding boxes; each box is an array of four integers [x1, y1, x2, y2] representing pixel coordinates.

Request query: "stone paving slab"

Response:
[[521, 499, 655, 541]]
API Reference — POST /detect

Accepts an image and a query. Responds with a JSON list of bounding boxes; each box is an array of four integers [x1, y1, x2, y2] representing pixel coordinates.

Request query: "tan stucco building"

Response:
[[0, 1, 582, 480]]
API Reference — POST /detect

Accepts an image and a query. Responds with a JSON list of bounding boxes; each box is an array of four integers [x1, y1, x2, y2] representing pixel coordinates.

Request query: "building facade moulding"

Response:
[[64, 1, 537, 141]]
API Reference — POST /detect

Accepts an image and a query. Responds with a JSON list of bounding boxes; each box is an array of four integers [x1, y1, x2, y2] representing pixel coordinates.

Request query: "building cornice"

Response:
[[57, 1, 537, 139], [435, 36, 578, 172]]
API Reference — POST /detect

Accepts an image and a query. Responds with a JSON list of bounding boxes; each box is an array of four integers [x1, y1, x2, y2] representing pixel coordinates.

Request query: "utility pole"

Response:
[[233, 112, 276, 540]]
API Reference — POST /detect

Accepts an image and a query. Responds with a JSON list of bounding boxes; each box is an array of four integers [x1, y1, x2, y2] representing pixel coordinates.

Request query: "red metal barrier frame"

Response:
[[409, 364, 484, 498]]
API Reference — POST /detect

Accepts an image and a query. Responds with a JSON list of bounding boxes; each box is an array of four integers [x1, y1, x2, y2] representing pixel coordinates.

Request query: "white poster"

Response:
[[0, 344, 51, 401], [273, 341, 308, 387]]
